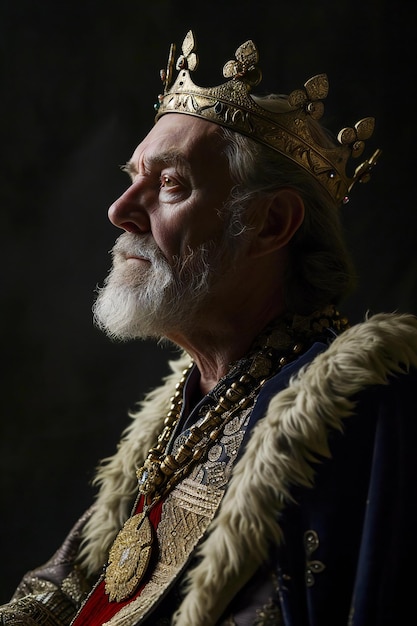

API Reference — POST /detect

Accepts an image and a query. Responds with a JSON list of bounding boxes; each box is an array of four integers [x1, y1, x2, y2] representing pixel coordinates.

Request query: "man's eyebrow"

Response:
[[120, 150, 191, 178], [145, 150, 191, 172]]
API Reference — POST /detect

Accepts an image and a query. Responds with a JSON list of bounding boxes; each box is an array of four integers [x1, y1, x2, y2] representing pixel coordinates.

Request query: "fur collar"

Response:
[[77, 313, 417, 624]]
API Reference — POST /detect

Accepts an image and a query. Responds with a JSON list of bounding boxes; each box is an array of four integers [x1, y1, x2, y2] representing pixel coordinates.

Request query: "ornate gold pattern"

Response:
[[61, 569, 91, 604], [103, 411, 250, 626], [105, 513, 154, 602], [223, 431, 245, 459], [171, 476, 224, 515], [223, 413, 247, 436], [253, 599, 284, 625], [304, 529, 326, 587], [207, 443, 223, 461], [155, 31, 381, 204], [0, 591, 77, 626]]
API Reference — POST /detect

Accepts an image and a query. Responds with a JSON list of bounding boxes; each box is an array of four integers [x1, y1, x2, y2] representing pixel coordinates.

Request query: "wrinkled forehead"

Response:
[[133, 113, 227, 164]]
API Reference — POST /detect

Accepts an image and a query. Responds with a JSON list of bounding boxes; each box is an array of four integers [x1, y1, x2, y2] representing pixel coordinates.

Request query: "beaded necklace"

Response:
[[104, 306, 348, 602]]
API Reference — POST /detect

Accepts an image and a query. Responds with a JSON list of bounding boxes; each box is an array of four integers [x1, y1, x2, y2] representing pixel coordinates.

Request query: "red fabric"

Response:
[[73, 498, 164, 626]]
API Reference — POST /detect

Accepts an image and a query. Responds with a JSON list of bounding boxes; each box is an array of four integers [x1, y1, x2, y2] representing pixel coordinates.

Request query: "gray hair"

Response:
[[219, 97, 356, 314]]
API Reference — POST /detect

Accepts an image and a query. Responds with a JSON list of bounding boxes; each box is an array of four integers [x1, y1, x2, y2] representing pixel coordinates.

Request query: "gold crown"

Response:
[[154, 30, 381, 205]]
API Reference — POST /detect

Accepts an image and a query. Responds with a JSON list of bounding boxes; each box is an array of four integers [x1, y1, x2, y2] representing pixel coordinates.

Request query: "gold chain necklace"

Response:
[[104, 307, 348, 602]]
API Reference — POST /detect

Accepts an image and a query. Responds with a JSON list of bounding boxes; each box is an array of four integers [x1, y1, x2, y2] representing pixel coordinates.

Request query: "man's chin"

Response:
[[93, 282, 176, 341], [93, 312, 160, 342]]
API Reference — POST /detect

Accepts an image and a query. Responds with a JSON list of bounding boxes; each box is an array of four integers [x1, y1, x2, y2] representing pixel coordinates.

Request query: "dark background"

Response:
[[1, 0, 415, 602]]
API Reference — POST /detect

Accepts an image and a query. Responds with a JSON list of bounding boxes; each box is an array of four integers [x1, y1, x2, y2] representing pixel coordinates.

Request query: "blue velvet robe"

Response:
[[244, 342, 417, 625]]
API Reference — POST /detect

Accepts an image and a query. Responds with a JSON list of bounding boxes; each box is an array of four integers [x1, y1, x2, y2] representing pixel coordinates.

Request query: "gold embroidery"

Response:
[[173, 477, 223, 514], [223, 431, 245, 460], [61, 568, 91, 604], [304, 529, 325, 587], [199, 461, 228, 487], [103, 407, 252, 625], [207, 443, 223, 462], [223, 412, 248, 436], [1, 591, 77, 626], [103, 494, 213, 625], [105, 513, 154, 602], [253, 599, 284, 625]]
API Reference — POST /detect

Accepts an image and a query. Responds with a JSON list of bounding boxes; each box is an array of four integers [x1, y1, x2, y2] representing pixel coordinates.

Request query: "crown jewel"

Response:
[[154, 30, 381, 205]]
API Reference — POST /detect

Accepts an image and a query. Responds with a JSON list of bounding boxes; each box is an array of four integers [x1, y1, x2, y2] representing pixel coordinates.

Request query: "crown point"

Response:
[[304, 74, 329, 100], [355, 117, 375, 140], [182, 30, 196, 57], [288, 89, 307, 108], [338, 127, 356, 145]]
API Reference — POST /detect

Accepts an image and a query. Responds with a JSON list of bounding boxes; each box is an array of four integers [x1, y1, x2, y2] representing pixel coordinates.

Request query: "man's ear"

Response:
[[248, 187, 305, 258]]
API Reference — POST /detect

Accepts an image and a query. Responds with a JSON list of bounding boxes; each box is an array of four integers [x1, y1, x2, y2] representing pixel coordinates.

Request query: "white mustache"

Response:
[[112, 232, 164, 263]]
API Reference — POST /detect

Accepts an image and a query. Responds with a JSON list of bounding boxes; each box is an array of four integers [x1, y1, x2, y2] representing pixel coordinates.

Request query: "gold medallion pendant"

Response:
[[105, 512, 154, 602]]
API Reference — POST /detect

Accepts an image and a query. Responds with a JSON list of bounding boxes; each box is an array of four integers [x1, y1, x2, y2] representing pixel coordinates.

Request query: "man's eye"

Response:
[[160, 175, 176, 188]]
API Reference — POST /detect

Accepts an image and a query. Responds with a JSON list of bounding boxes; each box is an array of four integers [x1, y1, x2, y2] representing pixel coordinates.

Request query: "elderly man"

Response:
[[2, 31, 417, 626]]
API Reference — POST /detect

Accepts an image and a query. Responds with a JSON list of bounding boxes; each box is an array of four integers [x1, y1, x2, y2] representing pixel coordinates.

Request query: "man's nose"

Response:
[[108, 182, 152, 234]]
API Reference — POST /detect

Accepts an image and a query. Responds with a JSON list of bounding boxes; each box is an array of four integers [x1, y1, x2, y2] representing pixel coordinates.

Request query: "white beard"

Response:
[[93, 232, 231, 341]]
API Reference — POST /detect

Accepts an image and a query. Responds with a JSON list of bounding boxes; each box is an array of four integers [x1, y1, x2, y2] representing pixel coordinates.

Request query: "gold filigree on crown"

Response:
[[154, 30, 381, 205]]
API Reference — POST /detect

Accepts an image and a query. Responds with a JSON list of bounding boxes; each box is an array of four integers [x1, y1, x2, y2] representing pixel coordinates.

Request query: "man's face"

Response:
[[93, 114, 247, 341]]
